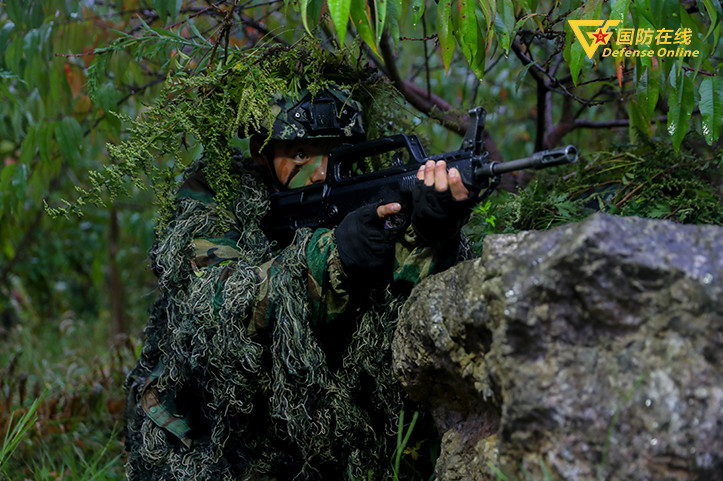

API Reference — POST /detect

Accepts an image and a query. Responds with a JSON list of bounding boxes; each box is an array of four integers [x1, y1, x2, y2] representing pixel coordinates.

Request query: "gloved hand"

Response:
[[411, 160, 478, 245], [335, 203, 399, 282]]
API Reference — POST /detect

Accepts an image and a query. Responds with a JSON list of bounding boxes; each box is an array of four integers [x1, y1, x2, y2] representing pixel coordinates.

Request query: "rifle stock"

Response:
[[261, 107, 578, 243]]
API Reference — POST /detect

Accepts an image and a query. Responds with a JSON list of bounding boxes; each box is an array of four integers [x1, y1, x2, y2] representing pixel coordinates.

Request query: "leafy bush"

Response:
[[465, 140, 723, 253]]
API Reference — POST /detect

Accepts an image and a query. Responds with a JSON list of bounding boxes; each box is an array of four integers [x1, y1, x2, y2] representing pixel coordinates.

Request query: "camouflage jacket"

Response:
[[176, 165, 458, 330]]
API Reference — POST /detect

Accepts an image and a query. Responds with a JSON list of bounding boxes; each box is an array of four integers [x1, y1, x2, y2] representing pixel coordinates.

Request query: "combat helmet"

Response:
[[263, 85, 366, 141]]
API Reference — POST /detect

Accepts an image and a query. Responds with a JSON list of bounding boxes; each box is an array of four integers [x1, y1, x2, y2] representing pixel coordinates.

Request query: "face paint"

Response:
[[286, 154, 323, 189]]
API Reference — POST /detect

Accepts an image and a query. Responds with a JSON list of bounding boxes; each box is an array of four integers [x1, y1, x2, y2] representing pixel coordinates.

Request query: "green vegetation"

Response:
[[466, 139, 722, 253], [0, 0, 721, 479], [1, 330, 135, 479]]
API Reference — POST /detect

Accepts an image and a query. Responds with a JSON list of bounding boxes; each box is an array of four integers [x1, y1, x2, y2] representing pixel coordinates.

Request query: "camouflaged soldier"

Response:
[[124, 85, 479, 481]]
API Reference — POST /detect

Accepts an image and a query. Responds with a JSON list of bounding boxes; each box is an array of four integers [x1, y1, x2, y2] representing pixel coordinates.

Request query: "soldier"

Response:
[[124, 84, 479, 481]]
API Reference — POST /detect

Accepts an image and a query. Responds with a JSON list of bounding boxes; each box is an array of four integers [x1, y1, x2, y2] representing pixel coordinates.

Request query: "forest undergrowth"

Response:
[[466, 138, 723, 251], [1, 313, 139, 480]]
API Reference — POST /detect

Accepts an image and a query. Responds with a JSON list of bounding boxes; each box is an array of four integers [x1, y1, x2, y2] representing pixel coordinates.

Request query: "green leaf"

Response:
[[23, 51, 45, 89], [374, 0, 387, 44], [0, 23, 15, 61], [153, 0, 169, 26], [667, 69, 696, 153], [307, 0, 325, 37], [186, 16, 208, 42], [493, 0, 516, 54], [566, 0, 604, 86], [0, 163, 17, 215], [636, 65, 659, 120], [511, 13, 539, 45], [350, 0, 379, 55], [4, 30, 25, 74], [411, 0, 426, 29], [37, 123, 53, 168], [477, 0, 496, 32], [3, 0, 25, 29], [437, 0, 455, 72], [48, 57, 68, 112], [170, 0, 184, 23], [632, 0, 653, 24], [386, 0, 403, 51], [678, 4, 709, 82], [300, 0, 313, 36], [477, 0, 496, 52], [628, 99, 652, 141], [27, 0, 45, 29], [630, 0, 654, 70], [328, 0, 352, 47], [650, 0, 679, 31], [609, 0, 631, 26], [700, 0, 721, 40], [458, 0, 479, 65], [11, 161, 28, 205], [698, 76, 723, 145], [54, 117, 84, 165], [19, 126, 37, 166], [94, 81, 122, 113]]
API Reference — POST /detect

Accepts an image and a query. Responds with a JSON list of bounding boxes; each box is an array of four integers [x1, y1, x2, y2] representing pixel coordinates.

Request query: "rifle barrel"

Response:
[[490, 145, 578, 176]]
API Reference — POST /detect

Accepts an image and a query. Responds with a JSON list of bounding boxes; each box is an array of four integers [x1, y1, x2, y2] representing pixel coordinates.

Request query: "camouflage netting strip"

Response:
[[125, 163, 407, 480]]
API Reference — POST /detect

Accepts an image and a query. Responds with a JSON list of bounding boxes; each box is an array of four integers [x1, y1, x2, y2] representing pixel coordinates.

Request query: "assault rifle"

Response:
[[262, 107, 578, 243]]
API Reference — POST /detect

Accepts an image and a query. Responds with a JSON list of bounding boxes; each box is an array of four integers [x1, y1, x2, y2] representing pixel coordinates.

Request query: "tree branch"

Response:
[[544, 95, 575, 148], [511, 38, 603, 106], [544, 113, 672, 147], [379, 32, 467, 135], [376, 32, 503, 162]]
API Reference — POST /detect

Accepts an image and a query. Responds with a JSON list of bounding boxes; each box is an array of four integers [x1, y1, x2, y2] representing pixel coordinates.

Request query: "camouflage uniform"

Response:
[[124, 154, 462, 480]]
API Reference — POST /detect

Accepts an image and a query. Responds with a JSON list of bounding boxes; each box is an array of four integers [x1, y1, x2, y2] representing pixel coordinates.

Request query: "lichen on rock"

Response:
[[394, 214, 722, 481]]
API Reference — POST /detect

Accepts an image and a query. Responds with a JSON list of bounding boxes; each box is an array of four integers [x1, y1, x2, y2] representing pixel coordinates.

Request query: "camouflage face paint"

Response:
[[286, 154, 323, 189]]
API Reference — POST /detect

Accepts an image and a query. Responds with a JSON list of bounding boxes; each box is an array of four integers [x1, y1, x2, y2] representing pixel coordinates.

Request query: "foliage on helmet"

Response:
[[51, 38, 413, 228]]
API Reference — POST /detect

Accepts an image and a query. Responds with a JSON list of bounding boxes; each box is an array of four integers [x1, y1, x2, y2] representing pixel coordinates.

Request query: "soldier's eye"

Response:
[[293, 150, 307, 163]]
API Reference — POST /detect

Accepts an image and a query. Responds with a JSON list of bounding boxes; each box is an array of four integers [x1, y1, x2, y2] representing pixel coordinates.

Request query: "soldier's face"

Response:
[[271, 140, 337, 189]]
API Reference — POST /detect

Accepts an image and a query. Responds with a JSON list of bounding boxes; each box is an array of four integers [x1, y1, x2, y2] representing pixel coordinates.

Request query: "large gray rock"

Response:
[[393, 214, 722, 481]]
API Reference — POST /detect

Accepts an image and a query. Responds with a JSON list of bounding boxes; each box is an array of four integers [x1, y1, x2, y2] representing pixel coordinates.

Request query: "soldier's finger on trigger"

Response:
[[448, 168, 469, 201]]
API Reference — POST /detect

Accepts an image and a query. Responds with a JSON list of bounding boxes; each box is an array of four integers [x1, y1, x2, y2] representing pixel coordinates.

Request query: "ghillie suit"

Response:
[[124, 154, 458, 480], [115, 39, 470, 480]]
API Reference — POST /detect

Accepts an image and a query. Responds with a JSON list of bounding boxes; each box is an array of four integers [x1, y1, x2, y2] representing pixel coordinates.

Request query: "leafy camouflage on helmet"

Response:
[[266, 86, 365, 141]]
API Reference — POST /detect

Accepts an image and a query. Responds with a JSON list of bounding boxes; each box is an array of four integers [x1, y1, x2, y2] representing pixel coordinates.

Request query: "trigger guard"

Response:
[[384, 212, 408, 231]]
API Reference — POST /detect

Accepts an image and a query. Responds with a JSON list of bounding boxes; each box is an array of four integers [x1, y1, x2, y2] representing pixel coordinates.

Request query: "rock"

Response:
[[393, 214, 722, 481]]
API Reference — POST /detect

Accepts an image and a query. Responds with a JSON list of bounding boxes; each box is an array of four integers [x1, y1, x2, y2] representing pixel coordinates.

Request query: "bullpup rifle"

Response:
[[262, 107, 578, 243]]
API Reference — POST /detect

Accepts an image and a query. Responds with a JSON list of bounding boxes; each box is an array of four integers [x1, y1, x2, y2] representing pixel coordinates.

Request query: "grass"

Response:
[[0, 305, 141, 480], [1, 395, 43, 475], [392, 410, 420, 480]]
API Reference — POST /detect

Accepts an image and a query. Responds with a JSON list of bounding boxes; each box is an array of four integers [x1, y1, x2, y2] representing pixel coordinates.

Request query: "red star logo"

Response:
[[591, 28, 611, 44]]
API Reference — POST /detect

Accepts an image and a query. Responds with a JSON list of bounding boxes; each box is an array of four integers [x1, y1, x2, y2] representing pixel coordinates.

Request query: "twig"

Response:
[[400, 35, 439, 41], [423, 16, 431, 100], [379, 32, 466, 135], [511, 38, 604, 106], [614, 164, 677, 207]]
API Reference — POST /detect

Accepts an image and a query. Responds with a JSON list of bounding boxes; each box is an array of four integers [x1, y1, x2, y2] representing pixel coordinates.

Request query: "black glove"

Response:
[[335, 204, 397, 282], [411, 183, 477, 245]]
